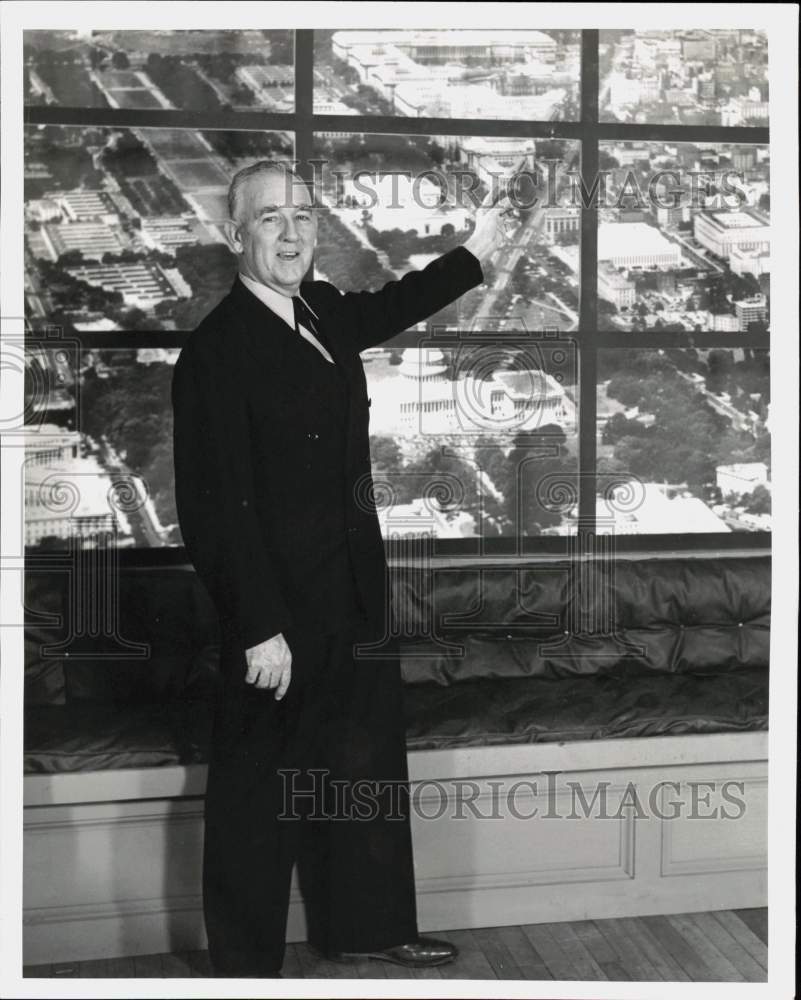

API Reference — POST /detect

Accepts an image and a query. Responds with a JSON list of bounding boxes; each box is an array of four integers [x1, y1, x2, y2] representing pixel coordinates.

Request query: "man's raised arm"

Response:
[[322, 195, 516, 352]]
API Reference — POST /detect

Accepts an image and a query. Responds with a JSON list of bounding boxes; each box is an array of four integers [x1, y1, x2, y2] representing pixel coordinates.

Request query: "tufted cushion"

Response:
[[403, 668, 769, 750], [62, 569, 219, 703], [22, 555, 770, 773], [24, 701, 214, 773], [402, 557, 770, 684], [396, 564, 571, 634], [24, 666, 769, 772]]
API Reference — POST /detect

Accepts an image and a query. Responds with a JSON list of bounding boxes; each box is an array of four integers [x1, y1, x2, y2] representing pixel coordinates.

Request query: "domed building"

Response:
[[368, 347, 573, 437]]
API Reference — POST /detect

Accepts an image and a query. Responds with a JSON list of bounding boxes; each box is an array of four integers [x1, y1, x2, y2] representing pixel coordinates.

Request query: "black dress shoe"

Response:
[[327, 936, 458, 968]]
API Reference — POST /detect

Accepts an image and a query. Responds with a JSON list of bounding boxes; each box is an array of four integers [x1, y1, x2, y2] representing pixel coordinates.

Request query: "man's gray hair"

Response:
[[227, 160, 310, 223]]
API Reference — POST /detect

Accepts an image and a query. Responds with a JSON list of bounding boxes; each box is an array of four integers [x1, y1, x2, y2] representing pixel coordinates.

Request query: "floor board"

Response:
[[22, 908, 768, 982], [710, 910, 768, 971], [732, 906, 769, 947], [470, 926, 523, 980], [688, 912, 767, 983], [595, 916, 668, 981], [639, 915, 720, 982], [542, 921, 609, 981]]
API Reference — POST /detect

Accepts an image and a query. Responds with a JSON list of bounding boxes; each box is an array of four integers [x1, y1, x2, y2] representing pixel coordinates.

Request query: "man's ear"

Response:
[[223, 220, 243, 255]]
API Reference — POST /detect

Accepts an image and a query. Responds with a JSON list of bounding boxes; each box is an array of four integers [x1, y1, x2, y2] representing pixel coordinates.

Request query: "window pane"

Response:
[[25, 348, 179, 548], [24, 29, 294, 112], [23, 339, 579, 548], [595, 142, 769, 333], [365, 340, 578, 540], [24, 125, 292, 332], [314, 30, 580, 120], [597, 349, 770, 533], [312, 132, 580, 331], [599, 30, 768, 126]]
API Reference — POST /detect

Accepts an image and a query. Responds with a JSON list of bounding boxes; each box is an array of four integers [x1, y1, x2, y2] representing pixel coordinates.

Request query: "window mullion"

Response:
[[294, 28, 315, 281], [578, 29, 600, 528]]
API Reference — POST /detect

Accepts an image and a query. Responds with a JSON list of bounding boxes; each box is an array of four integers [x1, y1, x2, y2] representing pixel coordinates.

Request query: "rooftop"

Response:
[[699, 208, 769, 230], [598, 222, 681, 260], [333, 30, 557, 50]]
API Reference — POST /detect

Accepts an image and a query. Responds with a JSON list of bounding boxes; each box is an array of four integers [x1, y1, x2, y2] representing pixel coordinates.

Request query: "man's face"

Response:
[[227, 171, 317, 295]]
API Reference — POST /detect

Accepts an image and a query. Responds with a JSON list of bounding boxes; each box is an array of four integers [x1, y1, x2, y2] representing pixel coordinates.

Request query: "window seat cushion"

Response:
[[24, 667, 768, 774], [403, 668, 768, 751], [24, 702, 212, 774]]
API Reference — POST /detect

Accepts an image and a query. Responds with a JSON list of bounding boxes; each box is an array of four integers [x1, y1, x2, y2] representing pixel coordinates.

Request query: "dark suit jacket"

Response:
[[171, 246, 483, 650]]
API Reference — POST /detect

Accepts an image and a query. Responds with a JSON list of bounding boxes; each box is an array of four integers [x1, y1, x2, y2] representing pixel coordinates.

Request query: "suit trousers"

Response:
[[202, 625, 419, 976]]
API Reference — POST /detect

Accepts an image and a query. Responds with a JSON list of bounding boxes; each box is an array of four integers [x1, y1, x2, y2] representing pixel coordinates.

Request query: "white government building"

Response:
[[693, 208, 770, 260], [332, 29, 559, 69], [598, 222, 682, 270], [368, 348, 572, 437], [24, 425, 130, 546], [716, 462, 769, 498], [594, 483, 731, 535], [331, 29, 568, 120], [337, 173, 471, 236]]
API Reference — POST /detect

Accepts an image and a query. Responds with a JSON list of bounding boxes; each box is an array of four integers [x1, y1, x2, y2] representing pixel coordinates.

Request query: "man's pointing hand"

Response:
[[245, 633, 292, 699]]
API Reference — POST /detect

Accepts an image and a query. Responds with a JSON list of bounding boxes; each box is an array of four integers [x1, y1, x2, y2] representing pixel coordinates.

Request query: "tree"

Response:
[[743, 484, 771, 515], [263, 30, 293, 65], [57, 249, 85, 267], [606, 375, 644, 408], [404, 448, 486, 528], [117, 308, 152, 331], [101, 131, 159, 177], [602, 412, 646, 445], [111, 50, 130, 70], [171, 243, 239, 329], [79, 359, 174, 479], [705, 349, 734, 394], [369, 436, 403, 474], [495, 425, 576, 533], [425, 140, 445, 167]]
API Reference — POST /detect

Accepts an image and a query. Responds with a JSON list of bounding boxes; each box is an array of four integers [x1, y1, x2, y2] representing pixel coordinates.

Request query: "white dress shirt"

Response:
[[238, 273, 334, 364]]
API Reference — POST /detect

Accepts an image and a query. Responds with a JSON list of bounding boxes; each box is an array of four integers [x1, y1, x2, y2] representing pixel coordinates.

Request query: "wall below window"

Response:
[[23, 732, 767, 965]]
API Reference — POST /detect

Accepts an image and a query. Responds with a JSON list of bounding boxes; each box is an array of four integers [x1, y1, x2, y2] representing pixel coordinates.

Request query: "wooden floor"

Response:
[[24, 908, 767, 982]]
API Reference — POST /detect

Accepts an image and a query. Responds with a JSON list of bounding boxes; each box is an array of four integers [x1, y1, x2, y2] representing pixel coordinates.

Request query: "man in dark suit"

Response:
[[171, 160, 511, 978]]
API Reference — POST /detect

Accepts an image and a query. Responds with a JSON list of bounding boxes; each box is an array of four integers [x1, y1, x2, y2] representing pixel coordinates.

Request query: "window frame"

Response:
[[23, 28, 771, 563]]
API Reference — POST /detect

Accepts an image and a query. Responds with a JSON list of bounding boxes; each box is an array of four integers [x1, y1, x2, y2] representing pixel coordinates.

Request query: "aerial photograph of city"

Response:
[[313, 28, 580, 120], [22, 28, 770, 547], [599, 29, 768, 126], [595, 141, 769, 334]]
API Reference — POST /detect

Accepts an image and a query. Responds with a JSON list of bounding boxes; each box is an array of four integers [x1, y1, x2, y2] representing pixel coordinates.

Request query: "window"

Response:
[[596, 141, 769, 333], [599, 30, 768, 127], [313, 29, 581, 120], [23, 28, 770, 557], [596, 349, 770, 534], [24, 29, 295, 111]]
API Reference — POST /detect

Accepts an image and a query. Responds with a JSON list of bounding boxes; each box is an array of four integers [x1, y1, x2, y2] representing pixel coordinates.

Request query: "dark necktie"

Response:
[[292, 295, 333, 360]]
